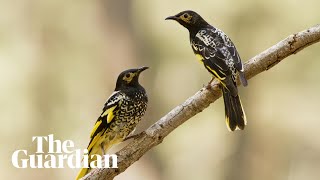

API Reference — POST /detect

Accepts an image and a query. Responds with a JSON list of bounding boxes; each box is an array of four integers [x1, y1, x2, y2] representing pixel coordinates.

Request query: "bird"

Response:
[[76, 67, 149, 179], [166, 10, 248, 131]]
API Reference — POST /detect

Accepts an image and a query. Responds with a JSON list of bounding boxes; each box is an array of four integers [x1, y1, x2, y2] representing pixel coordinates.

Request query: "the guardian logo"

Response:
[[11, 134, 117, 169]]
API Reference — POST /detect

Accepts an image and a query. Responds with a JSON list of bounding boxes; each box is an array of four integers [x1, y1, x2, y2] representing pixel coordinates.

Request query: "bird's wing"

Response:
[[214, 28, 248, 86], [87, 91, 125, 152], [212, 28, 244, 72], [226, 42, 244, 72], [191, 28, 242, 95], [191, 28, 232, 79]]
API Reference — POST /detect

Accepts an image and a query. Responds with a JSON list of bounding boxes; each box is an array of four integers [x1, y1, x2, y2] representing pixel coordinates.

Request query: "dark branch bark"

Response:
[[82, 24, 320, 180]]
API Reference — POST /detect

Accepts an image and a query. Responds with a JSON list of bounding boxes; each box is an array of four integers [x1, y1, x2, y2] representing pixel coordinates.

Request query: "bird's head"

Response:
[[115, 66, 149, 90], [165, 10, 208, 30]]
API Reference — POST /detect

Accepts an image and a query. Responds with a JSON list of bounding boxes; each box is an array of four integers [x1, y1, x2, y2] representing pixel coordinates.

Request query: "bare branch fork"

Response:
[[82, 24, 320, 180]]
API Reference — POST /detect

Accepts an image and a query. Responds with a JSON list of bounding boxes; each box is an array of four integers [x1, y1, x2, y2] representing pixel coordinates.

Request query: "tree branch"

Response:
[[82, 24, 320, 180]]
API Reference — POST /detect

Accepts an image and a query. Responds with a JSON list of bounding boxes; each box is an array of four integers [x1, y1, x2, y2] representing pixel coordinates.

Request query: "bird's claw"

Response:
[[205, 78, 214, 90], [205, 83, 212, 90]]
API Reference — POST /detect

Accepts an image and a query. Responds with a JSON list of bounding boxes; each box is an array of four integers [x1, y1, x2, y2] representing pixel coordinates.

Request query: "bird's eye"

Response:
[[183, 14, 189, 18], [125, 74, 131, 78]]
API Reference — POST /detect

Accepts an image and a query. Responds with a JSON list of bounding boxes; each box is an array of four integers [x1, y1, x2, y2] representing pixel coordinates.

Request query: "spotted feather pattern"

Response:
[[191, 27, 244, 82], [88, 88, 148, 154]]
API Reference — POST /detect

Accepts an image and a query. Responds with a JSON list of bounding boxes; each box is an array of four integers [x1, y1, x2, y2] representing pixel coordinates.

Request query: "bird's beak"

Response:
[[138, 66, 149, 73], [165, 15, 178, 21]]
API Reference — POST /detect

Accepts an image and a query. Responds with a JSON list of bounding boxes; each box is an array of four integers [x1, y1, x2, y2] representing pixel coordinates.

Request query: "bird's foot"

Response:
[[205, 77, 214, 90]]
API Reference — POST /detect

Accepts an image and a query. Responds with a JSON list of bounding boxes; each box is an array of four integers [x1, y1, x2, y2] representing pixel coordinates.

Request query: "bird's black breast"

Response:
[[124, 86, 148, 104]]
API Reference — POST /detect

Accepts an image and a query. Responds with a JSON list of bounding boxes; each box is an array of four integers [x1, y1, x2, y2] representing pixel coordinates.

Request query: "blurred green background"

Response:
[[1, 0, 320, 180]]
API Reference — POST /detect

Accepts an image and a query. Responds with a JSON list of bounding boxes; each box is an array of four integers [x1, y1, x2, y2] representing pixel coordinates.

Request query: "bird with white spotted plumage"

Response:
[[166, 10, 248, 131]]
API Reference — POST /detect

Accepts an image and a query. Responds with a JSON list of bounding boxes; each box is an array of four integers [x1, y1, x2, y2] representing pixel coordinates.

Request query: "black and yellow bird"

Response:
[[76, 67, 149, 179], [166, 10, 248, 131]]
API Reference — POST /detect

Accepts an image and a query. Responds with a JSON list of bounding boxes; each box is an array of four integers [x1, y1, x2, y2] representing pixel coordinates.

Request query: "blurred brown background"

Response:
[[1, 0, 320, 180]]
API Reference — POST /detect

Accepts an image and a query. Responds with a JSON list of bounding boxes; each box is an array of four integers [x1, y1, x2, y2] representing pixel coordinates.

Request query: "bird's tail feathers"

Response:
[[75, 136, 124, 180], [222, 87, 247, 131]]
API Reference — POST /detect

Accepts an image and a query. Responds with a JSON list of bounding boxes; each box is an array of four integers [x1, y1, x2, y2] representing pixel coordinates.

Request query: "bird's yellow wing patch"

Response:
[[205, 65, 225, 81], [87, 131, 103, 152], [90, 120, 102, 138], [205, 65, 228, 89], [89, 105, 117, 138], [195, 54, 204, 64], [101, 105, 117, 123]]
